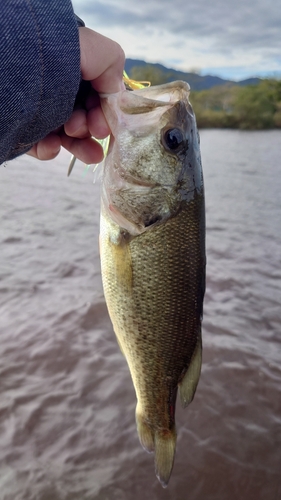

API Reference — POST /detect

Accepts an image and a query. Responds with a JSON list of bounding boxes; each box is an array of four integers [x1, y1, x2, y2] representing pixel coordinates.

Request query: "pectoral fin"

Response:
[[179, 332, 202, 408], [102, 226, 133, 358]]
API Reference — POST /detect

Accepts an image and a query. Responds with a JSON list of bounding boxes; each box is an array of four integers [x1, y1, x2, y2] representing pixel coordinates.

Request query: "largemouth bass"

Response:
[[99, 81, 205, 487]]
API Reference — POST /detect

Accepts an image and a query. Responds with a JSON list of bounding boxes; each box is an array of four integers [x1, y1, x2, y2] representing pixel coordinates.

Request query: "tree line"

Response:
[[129, 65, 281, 129]]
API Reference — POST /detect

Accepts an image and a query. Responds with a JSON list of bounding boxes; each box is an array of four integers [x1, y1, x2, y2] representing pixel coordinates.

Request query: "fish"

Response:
[[99, 81, 205, 487]]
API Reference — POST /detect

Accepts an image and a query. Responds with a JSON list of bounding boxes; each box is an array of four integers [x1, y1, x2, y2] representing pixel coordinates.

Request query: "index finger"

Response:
[[79, 27, 125, 94]]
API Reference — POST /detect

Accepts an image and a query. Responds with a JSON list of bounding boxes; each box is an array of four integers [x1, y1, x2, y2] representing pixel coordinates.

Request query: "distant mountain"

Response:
[[124, 59, 262, 91]]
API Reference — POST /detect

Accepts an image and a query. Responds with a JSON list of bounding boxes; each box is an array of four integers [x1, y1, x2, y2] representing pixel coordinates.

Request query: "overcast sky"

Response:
[[72, 0, 281, 80]]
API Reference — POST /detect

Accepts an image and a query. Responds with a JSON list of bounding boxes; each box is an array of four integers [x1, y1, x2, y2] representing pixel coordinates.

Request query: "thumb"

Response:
[[79, 27, 125, 94]]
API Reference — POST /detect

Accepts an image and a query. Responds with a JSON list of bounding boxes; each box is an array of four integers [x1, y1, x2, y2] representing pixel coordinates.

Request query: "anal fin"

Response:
[[179, 332, 202, 408]]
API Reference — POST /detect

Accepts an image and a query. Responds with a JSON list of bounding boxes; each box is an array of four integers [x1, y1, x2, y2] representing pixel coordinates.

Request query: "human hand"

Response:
[[27, 27, 125, 163]]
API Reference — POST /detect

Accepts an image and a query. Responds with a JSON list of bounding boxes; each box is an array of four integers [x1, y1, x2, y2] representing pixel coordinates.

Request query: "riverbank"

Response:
[[190, 79, 281, 129]]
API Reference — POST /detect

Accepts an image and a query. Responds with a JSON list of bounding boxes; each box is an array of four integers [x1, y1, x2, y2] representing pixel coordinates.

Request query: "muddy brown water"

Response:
[[0, 130, 280, 500]]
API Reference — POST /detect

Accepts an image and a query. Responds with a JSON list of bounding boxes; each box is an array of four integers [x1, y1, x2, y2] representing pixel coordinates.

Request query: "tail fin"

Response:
[[154, 428, 177, 488], [136, 406, 177, 487], [136, 405, 155, 453]]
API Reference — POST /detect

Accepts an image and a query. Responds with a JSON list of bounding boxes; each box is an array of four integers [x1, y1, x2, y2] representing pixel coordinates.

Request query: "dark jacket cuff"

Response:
[[0, 0, 82, 164]]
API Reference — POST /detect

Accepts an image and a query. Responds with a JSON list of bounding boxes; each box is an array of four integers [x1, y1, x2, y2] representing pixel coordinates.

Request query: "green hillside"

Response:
[[125, 58, 261, 91], [125, 60, 281, 129]]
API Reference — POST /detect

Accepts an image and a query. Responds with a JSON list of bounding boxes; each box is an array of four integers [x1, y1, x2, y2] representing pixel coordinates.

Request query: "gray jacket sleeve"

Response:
[[0, 0, 82, 164]]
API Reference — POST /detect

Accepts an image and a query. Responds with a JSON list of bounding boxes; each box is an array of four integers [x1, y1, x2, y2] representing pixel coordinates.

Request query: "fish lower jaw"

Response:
[[116, 166, 157, 189]]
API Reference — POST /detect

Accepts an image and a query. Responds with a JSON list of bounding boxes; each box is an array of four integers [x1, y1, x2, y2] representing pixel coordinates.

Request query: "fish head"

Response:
[[101, 81, 203, 234]]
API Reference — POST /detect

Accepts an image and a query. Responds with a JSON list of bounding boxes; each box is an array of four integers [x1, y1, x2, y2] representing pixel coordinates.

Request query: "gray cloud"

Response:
[[75, 0, 280, 43], [72, 0, 281, 76]]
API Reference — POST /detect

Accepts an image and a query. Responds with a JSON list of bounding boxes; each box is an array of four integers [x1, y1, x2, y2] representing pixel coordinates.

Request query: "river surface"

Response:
[[0, 130, 280, 500]]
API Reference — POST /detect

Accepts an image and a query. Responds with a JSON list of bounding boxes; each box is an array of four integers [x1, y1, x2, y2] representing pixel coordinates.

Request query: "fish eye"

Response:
[[162, 128, 185, 152]]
